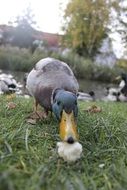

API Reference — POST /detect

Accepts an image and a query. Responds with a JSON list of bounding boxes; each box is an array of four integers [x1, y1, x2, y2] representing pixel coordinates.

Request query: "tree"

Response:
[[107, 0, 127, 59], [115, 0, 127, 53], [62, 0, 111, 57], [11, 6, 36, 48]]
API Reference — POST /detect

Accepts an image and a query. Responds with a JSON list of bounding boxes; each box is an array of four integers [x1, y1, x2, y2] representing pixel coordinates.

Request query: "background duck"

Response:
[[26, 57, 79, 144], [103, 87, 120, 102], [0, 73, 17, 94], [118, 73, 127, 89], [78, 91, 95, 101], [118, 73, 127, 102], [104, 73, 127, 102]]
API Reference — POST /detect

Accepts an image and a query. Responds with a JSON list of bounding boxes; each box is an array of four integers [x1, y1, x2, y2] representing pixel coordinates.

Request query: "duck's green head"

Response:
[[52, 89, 79, 144]]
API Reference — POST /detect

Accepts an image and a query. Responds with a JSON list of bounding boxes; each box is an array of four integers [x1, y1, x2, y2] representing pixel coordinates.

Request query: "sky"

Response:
[[0, 0, 126, 58], [0, 0, 68, 34]]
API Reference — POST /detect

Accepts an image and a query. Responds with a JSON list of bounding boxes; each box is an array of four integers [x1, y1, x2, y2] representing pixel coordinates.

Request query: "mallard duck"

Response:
[[26, 57, 79, 144], [78, 91, 95, 101], [114, 73, 127, 102], [0, 73, 17, 94], [103, 87, 120, 102], [117, 73, 127, 89]]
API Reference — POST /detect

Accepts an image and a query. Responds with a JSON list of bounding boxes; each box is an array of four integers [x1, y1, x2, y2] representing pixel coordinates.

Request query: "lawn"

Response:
[[0, 95, 127, 190]]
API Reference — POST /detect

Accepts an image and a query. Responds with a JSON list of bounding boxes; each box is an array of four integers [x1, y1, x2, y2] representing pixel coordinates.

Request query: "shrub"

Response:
[[0, 45, 125, 82]]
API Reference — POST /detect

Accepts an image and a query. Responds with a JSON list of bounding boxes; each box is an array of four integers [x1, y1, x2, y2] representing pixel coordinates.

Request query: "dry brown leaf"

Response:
[[26, 111, 48, 125], [26, 118, 36, 125], [84, 105, 102, 113], [27, 111, 47, 120], [35, 111, 47, 119], [6, 102, 17, 109], [27, 112, 40, 120]]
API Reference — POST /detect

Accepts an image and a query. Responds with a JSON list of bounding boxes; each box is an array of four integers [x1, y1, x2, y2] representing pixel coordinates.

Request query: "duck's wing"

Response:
[[26, 58, 79, 110], [27, 57, 79, 94]]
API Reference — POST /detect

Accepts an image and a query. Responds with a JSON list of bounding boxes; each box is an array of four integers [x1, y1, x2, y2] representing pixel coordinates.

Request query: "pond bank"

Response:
[[1, 70, 117, 99]]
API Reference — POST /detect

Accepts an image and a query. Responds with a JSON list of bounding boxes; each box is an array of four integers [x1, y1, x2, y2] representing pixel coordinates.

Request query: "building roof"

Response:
[[0, 24, 62, 47]]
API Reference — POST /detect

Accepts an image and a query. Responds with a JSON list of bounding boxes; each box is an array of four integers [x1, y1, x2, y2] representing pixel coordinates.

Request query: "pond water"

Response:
[[1, 70, 116, 99], [78, 79, 115, 99]]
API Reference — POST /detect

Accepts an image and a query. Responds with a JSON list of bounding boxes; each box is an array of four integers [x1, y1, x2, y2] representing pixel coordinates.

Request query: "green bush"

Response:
[[0, 45, 125, 82], [117, 59, 127, 70], [50, 51, 124, 82], [0, 46, 31, 71]]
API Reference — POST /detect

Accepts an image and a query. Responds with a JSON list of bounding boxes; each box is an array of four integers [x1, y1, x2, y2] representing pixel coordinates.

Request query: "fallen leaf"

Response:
[[26, 111, 48, 125], [27, 111, 47, 120], [84, 105, 102, 113], [6, 102, 17, 109], [35, 111, 47, 119], [26, 118, 36, 125], [27, 112, 40, 120]]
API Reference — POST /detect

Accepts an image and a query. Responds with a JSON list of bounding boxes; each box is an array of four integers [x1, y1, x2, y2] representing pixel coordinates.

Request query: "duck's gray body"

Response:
[[26, 57, 79, 112]]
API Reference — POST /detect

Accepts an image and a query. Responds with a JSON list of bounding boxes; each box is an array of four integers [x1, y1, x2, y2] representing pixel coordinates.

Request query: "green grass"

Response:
[[0, 95, 127, 190]]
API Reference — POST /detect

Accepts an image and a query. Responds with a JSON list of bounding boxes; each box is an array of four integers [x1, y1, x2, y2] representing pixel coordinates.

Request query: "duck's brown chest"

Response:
[[35, 86, 53, 111]]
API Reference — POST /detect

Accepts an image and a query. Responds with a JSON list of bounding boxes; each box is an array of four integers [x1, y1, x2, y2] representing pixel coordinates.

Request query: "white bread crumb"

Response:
[[57, 141, 82, 162]]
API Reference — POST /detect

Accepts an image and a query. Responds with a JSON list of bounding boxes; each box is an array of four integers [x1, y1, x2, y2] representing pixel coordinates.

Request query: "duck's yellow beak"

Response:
[[59, 110, 79, 143]]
